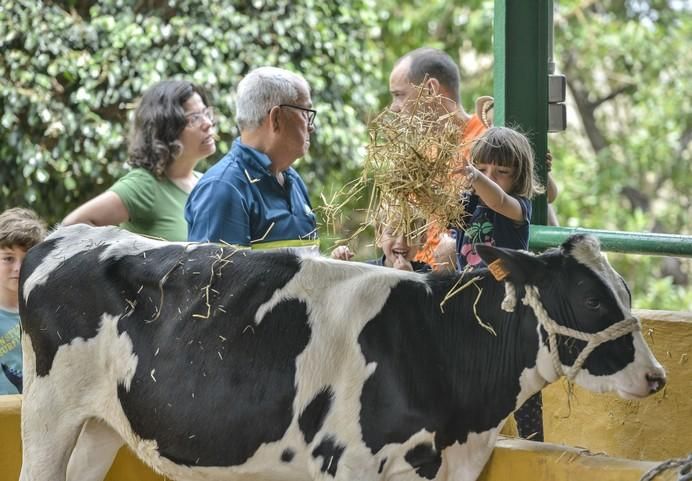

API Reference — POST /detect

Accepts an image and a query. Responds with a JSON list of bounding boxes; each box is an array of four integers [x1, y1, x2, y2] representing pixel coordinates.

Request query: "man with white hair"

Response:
[[186, 67, 319, 251]]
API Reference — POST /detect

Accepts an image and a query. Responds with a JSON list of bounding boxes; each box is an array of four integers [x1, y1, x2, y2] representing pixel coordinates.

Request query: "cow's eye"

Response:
[[585, 297, 601, 310]]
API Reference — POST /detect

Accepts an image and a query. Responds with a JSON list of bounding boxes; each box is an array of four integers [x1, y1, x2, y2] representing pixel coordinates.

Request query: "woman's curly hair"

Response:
[[128, 80, 210, 178]]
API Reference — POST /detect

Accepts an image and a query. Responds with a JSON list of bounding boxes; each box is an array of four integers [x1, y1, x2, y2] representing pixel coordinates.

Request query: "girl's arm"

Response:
[[545, 150, 559, 203], [462, 165, 526, 223], [547, 174, 559, 203]]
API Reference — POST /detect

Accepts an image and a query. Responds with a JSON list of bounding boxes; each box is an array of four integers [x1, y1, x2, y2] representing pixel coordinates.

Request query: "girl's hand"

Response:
[[393, 254, 414, 271], [452, 159, 479, 185], [545, 150, 559, 203], [330, 245, 354, 261]]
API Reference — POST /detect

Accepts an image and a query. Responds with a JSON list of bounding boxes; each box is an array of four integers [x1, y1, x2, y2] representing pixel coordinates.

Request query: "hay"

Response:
[[318, 179, 370, 246], [317, 83, 475, 251], [363, 83, 474, 240]]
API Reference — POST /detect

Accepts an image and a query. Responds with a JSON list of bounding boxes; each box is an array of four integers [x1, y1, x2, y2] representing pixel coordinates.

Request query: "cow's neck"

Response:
[[433, 273, 548, 412]]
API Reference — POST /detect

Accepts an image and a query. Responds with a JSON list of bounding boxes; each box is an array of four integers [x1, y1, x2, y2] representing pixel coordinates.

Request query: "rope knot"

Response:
[[501, 281, 516, 312]]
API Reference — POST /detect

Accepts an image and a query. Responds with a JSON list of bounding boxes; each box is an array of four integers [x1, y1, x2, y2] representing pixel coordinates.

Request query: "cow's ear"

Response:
[[474, 244, 547, 285]]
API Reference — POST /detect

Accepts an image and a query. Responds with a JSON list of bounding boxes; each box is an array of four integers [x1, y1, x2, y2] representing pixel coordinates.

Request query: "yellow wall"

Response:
[[0, 396, 21, 480], [105, 451, 165, 481], [541, 309, 692, 461]]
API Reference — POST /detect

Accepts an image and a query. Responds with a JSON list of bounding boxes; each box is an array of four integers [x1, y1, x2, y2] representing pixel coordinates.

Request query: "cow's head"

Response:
[[476, 235, 666, 400]]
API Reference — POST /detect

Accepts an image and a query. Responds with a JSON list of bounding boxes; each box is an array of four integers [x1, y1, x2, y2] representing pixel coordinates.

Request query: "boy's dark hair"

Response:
[[470, 126, 545, 198], [396, 47, 461, 104], [0, 208, 47, 250], [128, 79, 211, 179]]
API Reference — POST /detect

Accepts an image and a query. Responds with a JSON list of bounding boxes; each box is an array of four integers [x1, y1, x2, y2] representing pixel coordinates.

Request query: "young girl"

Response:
[[368, 216, 431, 273], [456, 126, 544, 269], [331, 212, 431, 273], [456, 126, 545, 441]]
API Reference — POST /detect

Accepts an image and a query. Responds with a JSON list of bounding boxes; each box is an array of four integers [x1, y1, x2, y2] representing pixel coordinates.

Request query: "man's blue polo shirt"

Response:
[[185, 139, 318, 249]]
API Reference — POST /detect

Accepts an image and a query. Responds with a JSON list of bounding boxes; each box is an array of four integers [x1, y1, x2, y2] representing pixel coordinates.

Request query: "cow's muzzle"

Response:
[[646, 369, 666, 394]]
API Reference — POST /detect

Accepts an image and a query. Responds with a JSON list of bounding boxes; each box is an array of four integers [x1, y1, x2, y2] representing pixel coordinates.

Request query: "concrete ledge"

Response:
[[479, 437, 677, 481]]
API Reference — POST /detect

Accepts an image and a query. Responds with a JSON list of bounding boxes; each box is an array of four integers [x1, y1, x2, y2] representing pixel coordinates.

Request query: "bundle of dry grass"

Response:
[[317, 84, 475, 251], [363, 84, 473, 240]]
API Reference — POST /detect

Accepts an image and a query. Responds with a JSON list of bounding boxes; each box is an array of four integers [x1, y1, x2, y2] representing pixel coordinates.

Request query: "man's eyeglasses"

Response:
[[279, 104, 317, 128], [185, 107, 215, 128]]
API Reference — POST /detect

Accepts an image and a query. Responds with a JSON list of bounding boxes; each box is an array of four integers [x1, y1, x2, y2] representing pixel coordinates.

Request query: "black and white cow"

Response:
[[19, 225, 665, 481]]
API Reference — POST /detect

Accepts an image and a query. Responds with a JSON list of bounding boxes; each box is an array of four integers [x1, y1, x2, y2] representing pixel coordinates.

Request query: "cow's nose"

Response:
[[646, 370, 666, 394]]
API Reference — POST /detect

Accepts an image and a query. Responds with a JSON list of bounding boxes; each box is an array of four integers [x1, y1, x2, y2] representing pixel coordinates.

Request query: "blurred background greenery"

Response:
[[1, 0, 689, 309]]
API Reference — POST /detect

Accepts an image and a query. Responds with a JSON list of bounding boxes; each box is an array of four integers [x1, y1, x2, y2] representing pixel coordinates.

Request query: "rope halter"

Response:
[[522, 285, 641, 381]]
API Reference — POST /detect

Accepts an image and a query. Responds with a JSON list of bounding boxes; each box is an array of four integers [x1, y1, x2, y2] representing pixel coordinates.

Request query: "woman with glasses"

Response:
[[61, 79, 217, 481], [63, 79, 217, 241]]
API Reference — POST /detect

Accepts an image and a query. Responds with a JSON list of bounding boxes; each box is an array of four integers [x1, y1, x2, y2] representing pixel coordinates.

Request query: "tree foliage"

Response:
[[373, 0, 691, 310], [377, 0, 494, 112], [551, 0, 691, 310], [0, 0, 382, 224]]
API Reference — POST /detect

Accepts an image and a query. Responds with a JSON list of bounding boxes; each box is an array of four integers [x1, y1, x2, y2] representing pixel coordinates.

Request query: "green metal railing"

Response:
[[530, 226, 692, 258], [494, 1, 692, 260]]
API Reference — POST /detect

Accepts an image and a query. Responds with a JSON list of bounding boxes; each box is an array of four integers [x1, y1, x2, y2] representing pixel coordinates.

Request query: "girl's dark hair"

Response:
[[128, 80, 210, 178], [470, 126, 545, 198]]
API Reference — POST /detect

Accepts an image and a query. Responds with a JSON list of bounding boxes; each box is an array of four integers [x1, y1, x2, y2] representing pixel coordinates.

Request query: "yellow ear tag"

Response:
[[488, 259, 509, 281]]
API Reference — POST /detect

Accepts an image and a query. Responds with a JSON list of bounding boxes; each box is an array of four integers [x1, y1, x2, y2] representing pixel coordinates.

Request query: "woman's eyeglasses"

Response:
[[185, 107, 215, 128]]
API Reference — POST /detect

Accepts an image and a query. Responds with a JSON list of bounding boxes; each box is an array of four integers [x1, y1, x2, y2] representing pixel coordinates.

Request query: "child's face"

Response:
[[0, 245, 26, 297], [377, 228, 422, 268], [477, 162, 515, 194]]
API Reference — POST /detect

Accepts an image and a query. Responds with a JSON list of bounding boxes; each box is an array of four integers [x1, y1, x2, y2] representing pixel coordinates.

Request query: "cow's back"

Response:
[[18, 226, 321, 468], [20, 226, 193, 376]]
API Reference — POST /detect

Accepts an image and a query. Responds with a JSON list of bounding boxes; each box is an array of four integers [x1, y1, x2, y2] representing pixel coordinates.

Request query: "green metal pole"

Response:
[[493, 0, 551, 225], [493, 3, 692, 260], [530, 225, 692, 258]]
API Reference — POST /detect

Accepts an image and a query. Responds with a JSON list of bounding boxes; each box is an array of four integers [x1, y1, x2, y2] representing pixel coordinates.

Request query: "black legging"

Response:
[[514, 392, 544, 441]]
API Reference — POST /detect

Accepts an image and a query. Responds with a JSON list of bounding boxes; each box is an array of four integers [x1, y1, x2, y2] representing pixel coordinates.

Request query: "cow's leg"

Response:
[[19, 389, 85, 481], [66, 418, 125, 481], [440, 427, 501, 481]]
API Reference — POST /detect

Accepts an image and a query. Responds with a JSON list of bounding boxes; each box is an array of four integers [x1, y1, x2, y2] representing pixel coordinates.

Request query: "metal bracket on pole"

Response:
[[548, 74, 566, 132]]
